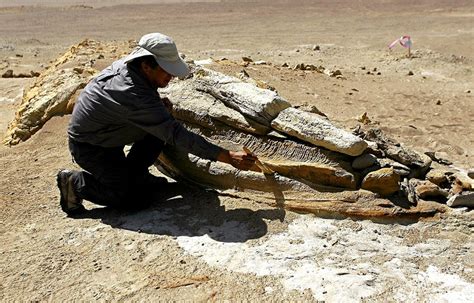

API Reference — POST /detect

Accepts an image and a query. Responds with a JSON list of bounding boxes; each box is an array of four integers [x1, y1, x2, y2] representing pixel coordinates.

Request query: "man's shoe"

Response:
[[56, 169, 85, 216]]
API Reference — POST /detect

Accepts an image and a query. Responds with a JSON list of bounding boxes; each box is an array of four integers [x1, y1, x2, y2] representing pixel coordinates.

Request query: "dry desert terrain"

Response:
[[0, 0, 473, 301]]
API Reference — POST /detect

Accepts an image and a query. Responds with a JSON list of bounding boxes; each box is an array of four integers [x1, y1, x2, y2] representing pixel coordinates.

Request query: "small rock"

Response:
[[361, 66, 366, 70], [293, 103, 327, 117], [352, 153, 378, 170], [414, 180, 449, 200], [330, 70, 342, 77], [361, 167, 400, 197], [424, 151, 452, 166], [2, 69, 14, 78], [30, 71, 40, 77], [16, 72, 32, 78], [357, 112, 371, 125], [407, 71, 414, 76], [451, 173, 474, 191], [436, 100, 441, 105], [15, 54, 23, 57], [241, 56, 253, 63], [281, 62, 289, 68], [97, 54, 104, 59], [465, 90, 471, 94], [254, 60, 267, 65], [378, 158, 411, 176], [313, 45, 320, 51], [73, 67, 84, 74], [364, 141, 384, 157], [467, 169, 474, 179], [447, 192, 474, 208], [426, 169, 452, 187], [401, 178, 418, 204], [237, 69, 250, 79]]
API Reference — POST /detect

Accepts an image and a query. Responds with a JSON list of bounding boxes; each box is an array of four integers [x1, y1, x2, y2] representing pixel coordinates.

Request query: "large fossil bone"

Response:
[[5, 39, 472, 220]]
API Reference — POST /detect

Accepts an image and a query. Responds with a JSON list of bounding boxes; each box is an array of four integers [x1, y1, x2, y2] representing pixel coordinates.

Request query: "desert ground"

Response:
[[0, 0, 473, 301]]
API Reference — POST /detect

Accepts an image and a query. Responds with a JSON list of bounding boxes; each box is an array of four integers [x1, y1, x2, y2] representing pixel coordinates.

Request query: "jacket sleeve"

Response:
[[126, 96, 223, 161]]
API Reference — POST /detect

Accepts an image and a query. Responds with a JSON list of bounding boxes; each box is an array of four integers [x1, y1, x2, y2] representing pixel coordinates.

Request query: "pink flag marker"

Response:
[[388, 35, 412, 56]]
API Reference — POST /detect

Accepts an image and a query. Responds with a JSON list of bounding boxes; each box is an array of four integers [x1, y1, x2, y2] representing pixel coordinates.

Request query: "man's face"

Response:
[[142, 62, 174, 88]]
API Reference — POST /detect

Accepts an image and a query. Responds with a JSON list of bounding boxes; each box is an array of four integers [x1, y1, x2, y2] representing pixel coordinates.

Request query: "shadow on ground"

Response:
[[74, 182, 286, 243]]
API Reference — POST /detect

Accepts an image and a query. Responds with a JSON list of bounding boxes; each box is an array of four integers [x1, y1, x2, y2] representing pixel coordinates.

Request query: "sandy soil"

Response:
[[0, 0, 473, 301]]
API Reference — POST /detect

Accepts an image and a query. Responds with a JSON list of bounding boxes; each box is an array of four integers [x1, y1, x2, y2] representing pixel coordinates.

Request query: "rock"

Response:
[[1, 39, 127, 146], [401, 178, 418, 205], [254, 60, 267, 65], [426, 169, 452, 187], [172, 67, 291, 127], [447, 192, 474, 208], [163, 78, 271, 135], [16, 72, 33, 78], [357, 112, 371, 125], [467, 169, 474, 179], [424, 151, 452, 165], [271, 107, 368, 156], [313, 45, 320, 51], [3, 67, 96, 145], [414, 180, 449, 200], [330, 70, 342, 77], [352, 154, 378, 170], [293, 63, 305, 70], [364, 128, 430, 169], [451, 173, 474, 191], [281, 62, 289, 68], [237, 69, 250, 79], [2, 69, 13, 78], [407, 154, 432, 179], [407, 71, 414, 76], [293, 103, 327, 117], [241, 56, 253, 63], [361, 167, 400, 197], [378, 158, 411, 176], [364, 141, 384, 157]]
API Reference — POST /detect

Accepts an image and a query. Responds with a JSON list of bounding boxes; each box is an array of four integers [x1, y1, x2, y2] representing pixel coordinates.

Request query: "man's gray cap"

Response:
[[124, 33, 190, 78]]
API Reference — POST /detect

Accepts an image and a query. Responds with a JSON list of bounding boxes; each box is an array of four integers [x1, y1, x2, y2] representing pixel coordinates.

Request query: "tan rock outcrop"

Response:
[[271, 107, 368, 156], [361, 168, 400, 197]]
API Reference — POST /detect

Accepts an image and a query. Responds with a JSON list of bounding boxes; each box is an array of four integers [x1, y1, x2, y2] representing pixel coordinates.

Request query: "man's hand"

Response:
[[217, 149, 258, 171], [161, 97, 173, 113]]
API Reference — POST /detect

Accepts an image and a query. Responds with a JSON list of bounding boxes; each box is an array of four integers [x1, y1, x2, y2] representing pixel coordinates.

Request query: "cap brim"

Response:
[[156, 56, 190, 78], [124, 46, 190, 78], [123, 47, 154, 64]]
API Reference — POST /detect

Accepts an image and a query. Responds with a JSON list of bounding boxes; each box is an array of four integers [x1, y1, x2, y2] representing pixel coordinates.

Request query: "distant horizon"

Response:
[[0, 0, 224, 8]]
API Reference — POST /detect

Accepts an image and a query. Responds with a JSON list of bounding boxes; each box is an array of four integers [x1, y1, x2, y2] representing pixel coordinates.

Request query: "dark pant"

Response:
[[69, 134, 164, 209]]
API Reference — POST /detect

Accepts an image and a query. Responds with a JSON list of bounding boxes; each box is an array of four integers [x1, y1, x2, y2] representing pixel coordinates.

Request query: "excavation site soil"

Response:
[[0, 0, 473, 301]]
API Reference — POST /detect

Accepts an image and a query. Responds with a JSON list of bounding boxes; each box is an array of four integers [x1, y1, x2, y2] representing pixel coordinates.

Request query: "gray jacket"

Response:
[[68, 59, 222, 161]]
